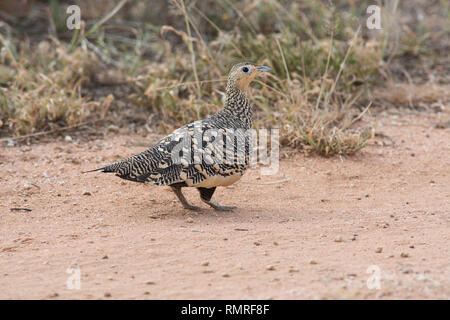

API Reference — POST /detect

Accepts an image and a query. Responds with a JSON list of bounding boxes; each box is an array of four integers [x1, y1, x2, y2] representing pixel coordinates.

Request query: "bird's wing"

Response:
[[89, 124, 191, 185], [88, 118, 250, 186]]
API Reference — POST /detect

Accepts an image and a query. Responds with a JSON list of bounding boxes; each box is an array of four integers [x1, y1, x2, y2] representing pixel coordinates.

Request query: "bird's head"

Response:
[[227, 62, 271, 93]]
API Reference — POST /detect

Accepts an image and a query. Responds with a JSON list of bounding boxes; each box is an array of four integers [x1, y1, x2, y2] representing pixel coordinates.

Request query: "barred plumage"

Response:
[[86, 62, 270, 211]]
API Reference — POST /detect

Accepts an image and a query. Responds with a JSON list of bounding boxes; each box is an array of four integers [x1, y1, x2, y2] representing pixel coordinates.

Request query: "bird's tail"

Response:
[[82, 162, 121, 174], [82, 167, 107, 174], [82, 152, 154, 183]]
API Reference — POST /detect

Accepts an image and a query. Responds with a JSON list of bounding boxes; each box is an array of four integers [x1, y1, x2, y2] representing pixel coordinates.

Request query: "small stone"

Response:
[[107, 125, 119, 133], [400, 252, 409, 258], [273, 241, 279, 246], [186, 217, 194, 223], [266, 265, 276, 271], [254, 241, 261, 246], [375, 247, 383, 253], [222, 273, 230, 278], [402, 268, 413, 274], [309, 259, 318, 265], [65, 135, 73, 142], [102, 255, 108, 259], [201, 262, 209, 267], [104, 292, 111, 298], [145, 281, 156, 285], [83, 191, 92, 196], [7, 139, 17, 147], [334, 236, 343, 242]]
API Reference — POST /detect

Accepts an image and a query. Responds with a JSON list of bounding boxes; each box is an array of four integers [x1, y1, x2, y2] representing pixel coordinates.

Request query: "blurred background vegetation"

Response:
[[0, 0, 448, 155]]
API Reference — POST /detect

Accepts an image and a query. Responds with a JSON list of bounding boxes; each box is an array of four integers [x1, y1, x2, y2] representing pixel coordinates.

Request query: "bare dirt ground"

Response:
[[0, 111, 449, 299]]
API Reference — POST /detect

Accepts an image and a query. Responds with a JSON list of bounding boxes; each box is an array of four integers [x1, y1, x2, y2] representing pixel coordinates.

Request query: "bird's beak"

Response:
[[258, 66, 271, 72]]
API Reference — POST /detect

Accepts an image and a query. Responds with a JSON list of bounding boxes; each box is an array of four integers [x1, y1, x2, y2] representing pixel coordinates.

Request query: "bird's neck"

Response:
[[223, 85, 253, 129]]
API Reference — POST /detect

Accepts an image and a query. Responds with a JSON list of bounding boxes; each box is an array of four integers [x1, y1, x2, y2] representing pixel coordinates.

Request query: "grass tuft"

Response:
[[0, 0, 447, 156]]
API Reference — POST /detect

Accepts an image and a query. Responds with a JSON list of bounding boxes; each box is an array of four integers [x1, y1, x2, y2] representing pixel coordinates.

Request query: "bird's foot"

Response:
[[183, 204, 201, 211], [171, 186, 201, 211], [203, 199, 236, 211], [214, 205, 237, 211]]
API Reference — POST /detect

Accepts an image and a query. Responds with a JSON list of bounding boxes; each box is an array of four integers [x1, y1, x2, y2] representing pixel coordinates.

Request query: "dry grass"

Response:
[[374, 83, 450, 109], [0, 0, 447, 155], [0, 36, 103, 135]]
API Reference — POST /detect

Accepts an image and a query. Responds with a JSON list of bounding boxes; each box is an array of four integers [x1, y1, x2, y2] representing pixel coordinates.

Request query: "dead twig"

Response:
[[0, 119, 105, 143]]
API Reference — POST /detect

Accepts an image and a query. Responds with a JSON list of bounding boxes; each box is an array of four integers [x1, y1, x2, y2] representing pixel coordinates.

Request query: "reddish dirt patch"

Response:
[[0, 112, 449, 299]]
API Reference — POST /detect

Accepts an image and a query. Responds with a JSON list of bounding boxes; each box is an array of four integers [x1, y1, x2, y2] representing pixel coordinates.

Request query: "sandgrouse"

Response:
[[86, 62, 270, 211]]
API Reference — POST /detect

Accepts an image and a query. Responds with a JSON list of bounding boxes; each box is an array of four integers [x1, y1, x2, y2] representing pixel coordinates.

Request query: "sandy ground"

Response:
[[0, 111, 449, 300]]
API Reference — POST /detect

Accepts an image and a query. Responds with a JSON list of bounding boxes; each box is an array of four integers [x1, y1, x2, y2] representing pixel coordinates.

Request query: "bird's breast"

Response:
[[192, 172, 243, 188]]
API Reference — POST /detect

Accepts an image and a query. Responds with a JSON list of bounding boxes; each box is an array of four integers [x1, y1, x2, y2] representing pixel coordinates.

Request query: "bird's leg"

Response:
[[197, 187, 236, 211], [171, 186, 201, 211]]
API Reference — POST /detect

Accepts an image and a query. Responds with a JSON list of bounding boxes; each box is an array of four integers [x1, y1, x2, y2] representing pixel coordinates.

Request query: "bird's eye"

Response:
[[242, 66, 250, 74]]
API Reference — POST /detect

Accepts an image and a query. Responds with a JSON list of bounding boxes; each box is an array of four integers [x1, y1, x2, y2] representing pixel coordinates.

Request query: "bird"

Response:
[[85, 62, 271, 211]]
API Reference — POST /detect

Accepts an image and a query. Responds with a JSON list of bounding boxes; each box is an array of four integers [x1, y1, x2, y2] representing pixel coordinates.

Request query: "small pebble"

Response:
[[375, 247, 383, 253], [201, 262, 209, 267], [266, 265, 276, 271], [400, 252, 409, 258], [309, 260, 318, 265], [402, 268, 413, 274], [334, 236, 343, 242], [104, 292, 111, 298], [186, 218, 194, 223], [7, 139, 17, 147]]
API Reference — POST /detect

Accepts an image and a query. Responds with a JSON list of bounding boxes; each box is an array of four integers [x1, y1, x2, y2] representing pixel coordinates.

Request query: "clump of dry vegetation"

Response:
[[0, 0, 447, 155], [0, 37, 102, 135]]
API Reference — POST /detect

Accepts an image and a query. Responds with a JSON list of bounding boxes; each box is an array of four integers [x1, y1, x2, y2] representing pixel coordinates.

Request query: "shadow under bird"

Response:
[[85, 62, 271, 211]]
